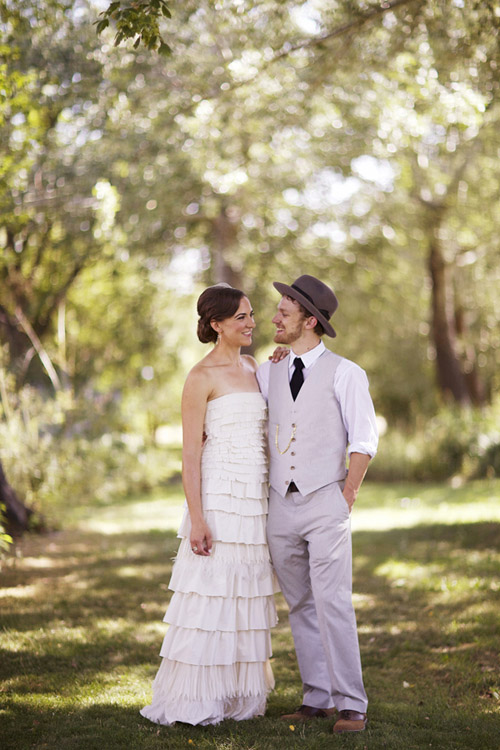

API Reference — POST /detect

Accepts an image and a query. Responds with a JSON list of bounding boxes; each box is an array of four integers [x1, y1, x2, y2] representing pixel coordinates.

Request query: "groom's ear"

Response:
[[304, 315, 318, 330]]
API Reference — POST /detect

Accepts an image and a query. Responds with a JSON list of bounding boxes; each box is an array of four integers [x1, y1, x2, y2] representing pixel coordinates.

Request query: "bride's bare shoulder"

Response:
[[183, 360, 210, 391], [241, 354, 258, 373], [183, 354, 220, 401]]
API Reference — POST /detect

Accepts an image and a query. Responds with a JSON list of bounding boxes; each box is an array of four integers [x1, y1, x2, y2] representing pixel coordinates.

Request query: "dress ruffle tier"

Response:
[[140, 393, 278, 726]]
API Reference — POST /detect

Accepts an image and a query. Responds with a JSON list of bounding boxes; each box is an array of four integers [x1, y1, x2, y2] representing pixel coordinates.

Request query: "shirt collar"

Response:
[[289, 340, 326, 371]]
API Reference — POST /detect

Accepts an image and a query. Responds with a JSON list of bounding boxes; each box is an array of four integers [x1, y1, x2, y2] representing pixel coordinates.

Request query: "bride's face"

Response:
[[216, 297, 256, 346]]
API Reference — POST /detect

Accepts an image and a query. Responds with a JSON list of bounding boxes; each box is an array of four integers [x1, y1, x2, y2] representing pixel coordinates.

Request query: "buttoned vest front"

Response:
[[268, 349, 347, 496]]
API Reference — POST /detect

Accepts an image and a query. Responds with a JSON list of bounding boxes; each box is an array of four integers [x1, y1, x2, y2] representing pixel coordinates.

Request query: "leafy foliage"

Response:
[[3, 0, 500, 413], [372, 402, 500, 482], [1, 1, 500, 525], [95, 0, 172, 54], [0, 503, 13, 559], [0, 362, 181, 527]]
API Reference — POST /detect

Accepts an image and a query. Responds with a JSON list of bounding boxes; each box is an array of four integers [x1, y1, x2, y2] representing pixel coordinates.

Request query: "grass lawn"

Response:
[[1, 480, 499, 749]]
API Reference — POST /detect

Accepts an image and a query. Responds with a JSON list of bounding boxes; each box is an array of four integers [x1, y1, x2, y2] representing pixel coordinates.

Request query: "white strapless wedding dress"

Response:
[[140, 392, 278, 726]]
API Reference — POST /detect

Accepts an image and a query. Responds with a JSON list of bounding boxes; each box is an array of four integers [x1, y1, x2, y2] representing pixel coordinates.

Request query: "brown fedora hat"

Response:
[[273, 274, 338, 338]]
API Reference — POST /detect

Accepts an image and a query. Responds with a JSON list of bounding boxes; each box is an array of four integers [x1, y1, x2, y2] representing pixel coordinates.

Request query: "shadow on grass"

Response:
[[1, 520, 499, 749], [350, 521, 500, 731], [2, 693, 500, 750]]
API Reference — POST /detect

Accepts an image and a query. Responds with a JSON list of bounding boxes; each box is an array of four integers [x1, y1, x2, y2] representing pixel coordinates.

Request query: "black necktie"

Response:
[[290, 357, 305, 400]]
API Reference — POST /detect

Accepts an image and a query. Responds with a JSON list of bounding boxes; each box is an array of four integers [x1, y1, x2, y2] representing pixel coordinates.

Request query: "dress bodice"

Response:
[[203, 392, 267, 453], [200, 391, 268, 506]]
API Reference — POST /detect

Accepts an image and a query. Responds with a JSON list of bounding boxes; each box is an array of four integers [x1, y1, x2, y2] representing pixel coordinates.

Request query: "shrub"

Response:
[[0, 376, 181, 528], [0, 503, 13, 560], [371, 401, 500, 482]]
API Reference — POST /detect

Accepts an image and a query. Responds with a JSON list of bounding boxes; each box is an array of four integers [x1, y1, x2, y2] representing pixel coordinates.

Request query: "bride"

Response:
[[140, 283, 278, 726]]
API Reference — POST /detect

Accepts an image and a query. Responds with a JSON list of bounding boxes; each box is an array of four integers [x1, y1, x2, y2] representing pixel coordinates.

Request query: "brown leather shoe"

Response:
[[280, 704, 336, 721], [333, 709, 367, 733]]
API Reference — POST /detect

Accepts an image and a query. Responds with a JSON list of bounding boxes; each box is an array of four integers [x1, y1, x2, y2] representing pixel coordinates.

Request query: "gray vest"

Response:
[[268, 350, 347, 496]]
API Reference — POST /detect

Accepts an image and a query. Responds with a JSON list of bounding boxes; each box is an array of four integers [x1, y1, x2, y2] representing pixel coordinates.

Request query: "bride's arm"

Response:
[[181, 371, 213, 556]]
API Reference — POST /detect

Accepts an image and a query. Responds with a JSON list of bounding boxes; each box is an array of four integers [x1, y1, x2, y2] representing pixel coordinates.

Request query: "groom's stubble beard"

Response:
[[273, 321, 304, 346]]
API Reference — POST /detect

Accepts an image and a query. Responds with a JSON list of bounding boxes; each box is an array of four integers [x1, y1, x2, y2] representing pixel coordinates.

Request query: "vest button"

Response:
[[291, 437, 296, 442], [291, 423, 296, 428], [291, 451, 295, 456], [290, 466, 295, 470]]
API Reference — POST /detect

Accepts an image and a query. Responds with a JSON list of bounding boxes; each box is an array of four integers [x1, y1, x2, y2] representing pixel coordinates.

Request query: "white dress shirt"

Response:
[[257, 340, 378, 457]]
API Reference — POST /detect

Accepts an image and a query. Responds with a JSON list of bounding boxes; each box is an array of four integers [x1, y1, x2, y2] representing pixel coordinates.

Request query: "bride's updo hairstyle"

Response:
[[197, 283, 246, 344]]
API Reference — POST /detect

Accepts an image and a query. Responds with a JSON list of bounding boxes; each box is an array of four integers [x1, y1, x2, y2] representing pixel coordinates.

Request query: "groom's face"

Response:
[[272, 296, 306, 345]]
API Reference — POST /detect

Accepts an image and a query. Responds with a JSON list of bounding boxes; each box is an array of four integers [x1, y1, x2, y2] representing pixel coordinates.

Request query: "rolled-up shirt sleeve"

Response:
[[334, 359, 379, 458]]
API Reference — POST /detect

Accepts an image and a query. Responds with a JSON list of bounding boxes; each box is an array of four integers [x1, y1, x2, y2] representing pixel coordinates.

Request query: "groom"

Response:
[[257, 275, 378, 734]]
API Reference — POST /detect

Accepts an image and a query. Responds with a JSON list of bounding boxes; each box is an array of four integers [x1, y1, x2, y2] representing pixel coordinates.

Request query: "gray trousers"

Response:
[[267, 481, 367, 712]]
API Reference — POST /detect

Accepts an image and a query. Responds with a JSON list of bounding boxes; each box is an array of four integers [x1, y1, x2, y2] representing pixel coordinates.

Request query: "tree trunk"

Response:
[[212, 208, 244, 287], [0, 459, 33, 536], [428, 236, 471, 406], [453, 303, 487, 406], [211, 206, 255, 355]]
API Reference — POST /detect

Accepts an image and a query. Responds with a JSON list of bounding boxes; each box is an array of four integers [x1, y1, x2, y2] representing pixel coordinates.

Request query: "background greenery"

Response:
[[1, 0, 500, 534]]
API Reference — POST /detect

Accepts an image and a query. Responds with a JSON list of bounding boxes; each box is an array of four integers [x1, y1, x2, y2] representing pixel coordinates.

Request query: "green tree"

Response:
[[3, 0, 500, 416], [93, 0, 500, 412], [0, 1, 173, 528], [2, 1, 500, 533]]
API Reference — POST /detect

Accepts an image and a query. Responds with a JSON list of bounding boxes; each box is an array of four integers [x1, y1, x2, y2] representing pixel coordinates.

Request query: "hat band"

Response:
[[291, 284, 330, 320]]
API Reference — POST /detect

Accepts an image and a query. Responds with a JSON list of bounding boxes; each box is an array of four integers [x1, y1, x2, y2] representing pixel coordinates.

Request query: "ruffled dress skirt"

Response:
[[140, 392, 278, 726]]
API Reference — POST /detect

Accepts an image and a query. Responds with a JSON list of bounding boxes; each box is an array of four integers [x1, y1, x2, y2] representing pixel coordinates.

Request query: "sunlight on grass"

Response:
[[352, 480, 500, 531], [0, 584, 40, 599], [11, 555, 58, 568], [374, 550, 500, 591], [76, 491, 186, 534], [74, 480, 500, 537], [353, 501, 500, 531], [2, 479, 499, 750], [375, 559, 442, 582]]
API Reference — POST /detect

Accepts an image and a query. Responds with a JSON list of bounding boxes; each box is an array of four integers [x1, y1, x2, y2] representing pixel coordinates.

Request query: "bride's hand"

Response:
[[190, 519, 213, 556], [269, 346, 290, 362]]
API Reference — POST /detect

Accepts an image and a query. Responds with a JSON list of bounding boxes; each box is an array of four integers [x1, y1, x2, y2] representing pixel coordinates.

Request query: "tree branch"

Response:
[[27, 221, 53, 283], [273, 0, 424, 59], [416, 95, 500, 212], [36, 259, 87, 338], [14, 307, 62, 392], [172, 0, 425, 119]]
